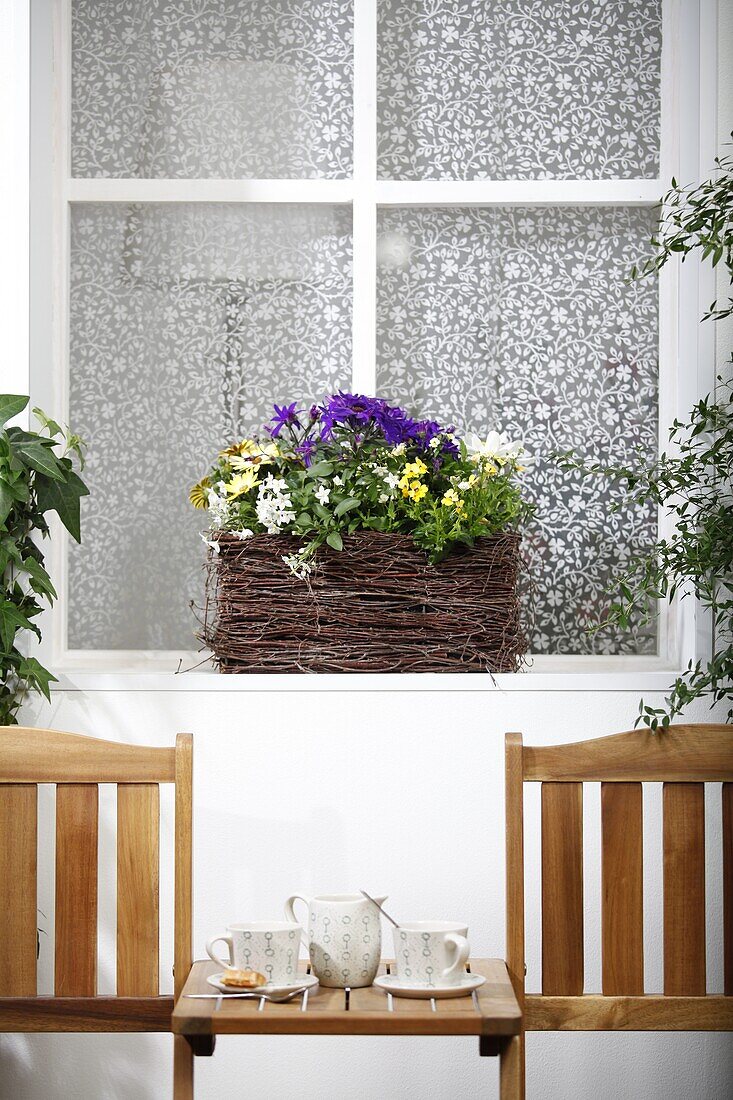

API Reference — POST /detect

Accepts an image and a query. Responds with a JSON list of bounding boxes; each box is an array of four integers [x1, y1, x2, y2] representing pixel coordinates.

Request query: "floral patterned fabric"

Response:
[[376, 206, 659, 654], [71, 0, 353, 178], [378, 0, 662, 180], [68, 203, 352, 649]]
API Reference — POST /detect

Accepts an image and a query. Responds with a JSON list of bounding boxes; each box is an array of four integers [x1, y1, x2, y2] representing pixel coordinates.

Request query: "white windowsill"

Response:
[[50, 657, 683, 693]]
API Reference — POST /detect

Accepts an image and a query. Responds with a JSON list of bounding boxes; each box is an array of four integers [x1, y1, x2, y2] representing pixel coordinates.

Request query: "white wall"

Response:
[[1, 688, 731, 1100]]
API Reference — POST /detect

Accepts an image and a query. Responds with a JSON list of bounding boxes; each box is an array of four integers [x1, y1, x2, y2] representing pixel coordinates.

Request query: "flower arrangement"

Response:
[[190, 393, 531, 577]]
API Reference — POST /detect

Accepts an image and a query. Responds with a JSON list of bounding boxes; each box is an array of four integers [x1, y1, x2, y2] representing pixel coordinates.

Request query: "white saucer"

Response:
[[206, 973, 318, 1000], [373, 973, 486, 999]]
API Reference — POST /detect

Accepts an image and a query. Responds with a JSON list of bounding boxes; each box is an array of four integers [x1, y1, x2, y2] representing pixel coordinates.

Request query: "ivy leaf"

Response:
[[0, 481, 14, 526], [12, 440, 65, 481], [35, 469, 89, 542], [326, 530, 343, 551], [0, 601, 38, 651], [21, 557, 57, 601], [32, 407, 63, 437], [17, 656, 57, 702], [0, 395, 29, 426]]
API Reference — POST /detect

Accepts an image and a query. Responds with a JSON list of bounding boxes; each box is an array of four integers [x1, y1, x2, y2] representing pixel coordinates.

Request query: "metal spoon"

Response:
[[185, 987, 307, 1003], [360, 889, 400, 929]]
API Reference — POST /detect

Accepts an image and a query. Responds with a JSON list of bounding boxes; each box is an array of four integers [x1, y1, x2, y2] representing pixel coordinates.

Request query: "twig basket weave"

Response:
[[199, 531, 528, 673]]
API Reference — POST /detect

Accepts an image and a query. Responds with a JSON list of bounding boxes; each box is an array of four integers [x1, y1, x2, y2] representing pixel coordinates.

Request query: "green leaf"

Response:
[[17, 656, 57, 702], [32, 407, 63, 437], [12, 440, 65, 481], [21, 557, 57, 601], [0, 601, 37, 651], [326, 530, 343, 551], [306, 461, 334, 478], [0, 481, 14, 525], [0, 395, 29, 426], [333, 496, 361, 517], [35, 468, 89, 542]]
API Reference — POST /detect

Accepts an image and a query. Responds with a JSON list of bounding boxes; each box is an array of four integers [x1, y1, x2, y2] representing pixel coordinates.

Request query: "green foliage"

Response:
[[191, 403, 532, 580], [564, 139, 733, 729], [0, 397, 88, 724]]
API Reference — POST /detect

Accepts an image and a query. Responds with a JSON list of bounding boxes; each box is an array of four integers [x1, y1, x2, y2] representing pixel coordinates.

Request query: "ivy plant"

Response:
[[562, 142, 733, 729], [0, 395, 88, 725]]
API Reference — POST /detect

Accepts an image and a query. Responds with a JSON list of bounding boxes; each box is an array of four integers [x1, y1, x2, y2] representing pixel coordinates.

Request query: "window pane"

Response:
[[68, 203, 352, 649], [378, 0, 661, 180], [71, 1, 353, 178], [376, 206, 658, 655]]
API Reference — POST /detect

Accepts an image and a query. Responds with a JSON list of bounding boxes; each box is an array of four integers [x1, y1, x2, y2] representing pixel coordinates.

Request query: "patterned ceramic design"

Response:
[[285, 893, 385, 988], [392, 922, 470, 987], [205, 922, 301, 984]]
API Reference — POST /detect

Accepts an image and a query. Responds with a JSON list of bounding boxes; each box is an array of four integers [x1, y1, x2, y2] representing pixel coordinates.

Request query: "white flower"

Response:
[[199, 533, 220, 554], [332, 475, 343, 486], [282, 553, 312, 580], [256, 478, 295, 533], [206, 488, 230, 528], [315, 484, 331, 505], [383, 472, 400, 490], [465, 430, 526, 464], [391, 443, 406, 456], [234, 528, 254, 540], [428, 436, 442, 449], [379, 492, 389, 503]]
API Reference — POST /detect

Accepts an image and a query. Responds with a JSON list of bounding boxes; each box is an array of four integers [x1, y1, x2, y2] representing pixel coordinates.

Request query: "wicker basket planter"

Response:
[[199, 530, 528, 674]]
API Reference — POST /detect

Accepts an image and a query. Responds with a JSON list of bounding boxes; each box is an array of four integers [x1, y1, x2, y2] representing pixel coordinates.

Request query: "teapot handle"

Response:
[[284, 894, 310, 950]]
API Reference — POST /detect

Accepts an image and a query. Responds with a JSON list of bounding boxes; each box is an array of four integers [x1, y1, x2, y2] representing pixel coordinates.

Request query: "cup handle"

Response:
[[284, 894, 309, 950], [441, 933, 470, 982], [206, 933, 233, 971]]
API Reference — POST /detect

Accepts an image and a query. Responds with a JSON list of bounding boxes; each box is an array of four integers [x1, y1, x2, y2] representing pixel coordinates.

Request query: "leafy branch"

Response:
[[0, 395, 88, 725], [562, 138, 733, 730]]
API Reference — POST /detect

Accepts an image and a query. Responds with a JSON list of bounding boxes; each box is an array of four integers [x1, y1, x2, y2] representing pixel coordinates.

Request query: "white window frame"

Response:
[[27, 0, 719, 685]]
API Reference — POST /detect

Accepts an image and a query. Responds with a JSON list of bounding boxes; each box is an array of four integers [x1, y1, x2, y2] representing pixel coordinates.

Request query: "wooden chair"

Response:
[[504, 723, 733, 1098], [0, 726, 194, 1099]]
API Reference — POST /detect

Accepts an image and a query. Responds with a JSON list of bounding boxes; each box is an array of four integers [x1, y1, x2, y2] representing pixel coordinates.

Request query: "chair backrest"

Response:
[[0, 727, 192, 1002], [505, 724, 733, 1032]]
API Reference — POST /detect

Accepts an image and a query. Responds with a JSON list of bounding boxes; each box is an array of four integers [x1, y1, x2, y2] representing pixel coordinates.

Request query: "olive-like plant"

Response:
[[0, 396, 88, 724], [563, 142, 732, 729]]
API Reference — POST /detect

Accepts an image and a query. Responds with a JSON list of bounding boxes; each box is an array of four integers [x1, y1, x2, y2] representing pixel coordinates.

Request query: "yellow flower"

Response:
[[402, 458, 427, 479], [441, 487, 465, 514], [231, 440, 282, 470], [409, 481, 428, 502], [225, 468, 260, 498], [220, 439, 259, 460], [189, 476, 211, 509]]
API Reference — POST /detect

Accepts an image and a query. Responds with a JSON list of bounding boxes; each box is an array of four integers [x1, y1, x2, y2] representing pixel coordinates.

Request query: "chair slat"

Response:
[[542, 782, 584, 994], [55, 784, 98, 996], [663, 782, 705, 995], [117, 784, 160, 996], [0, 785, 37, 995], [601, 782, 643, 995], [723, 782, 733, 996]]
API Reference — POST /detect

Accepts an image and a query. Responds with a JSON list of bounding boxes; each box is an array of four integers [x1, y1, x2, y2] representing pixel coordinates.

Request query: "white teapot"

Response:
[[284, 892, 386, 988]]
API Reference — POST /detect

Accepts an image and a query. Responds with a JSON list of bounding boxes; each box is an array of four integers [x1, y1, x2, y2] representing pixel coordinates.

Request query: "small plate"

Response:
[[206, 973, 318, 1000], [373, 973, 486, 999]]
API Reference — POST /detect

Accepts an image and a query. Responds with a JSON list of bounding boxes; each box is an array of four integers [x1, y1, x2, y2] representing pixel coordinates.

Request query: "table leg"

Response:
[[173, 1035, 194, 1100], [499, 1034, 524, 1100]]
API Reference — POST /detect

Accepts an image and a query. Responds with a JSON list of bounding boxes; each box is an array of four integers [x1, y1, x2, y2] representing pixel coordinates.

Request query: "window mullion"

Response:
[[352, 0, 377, 394]]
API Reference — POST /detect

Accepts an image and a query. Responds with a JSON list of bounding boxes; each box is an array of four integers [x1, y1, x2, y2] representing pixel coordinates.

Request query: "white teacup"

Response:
[[392, 922, 470, 987], [206, 922, 301, 984]]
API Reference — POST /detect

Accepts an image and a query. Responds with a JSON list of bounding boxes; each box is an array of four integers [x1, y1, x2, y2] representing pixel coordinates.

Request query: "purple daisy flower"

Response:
[[268, 401, 302, 438], [295, 437, 318, 466]]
